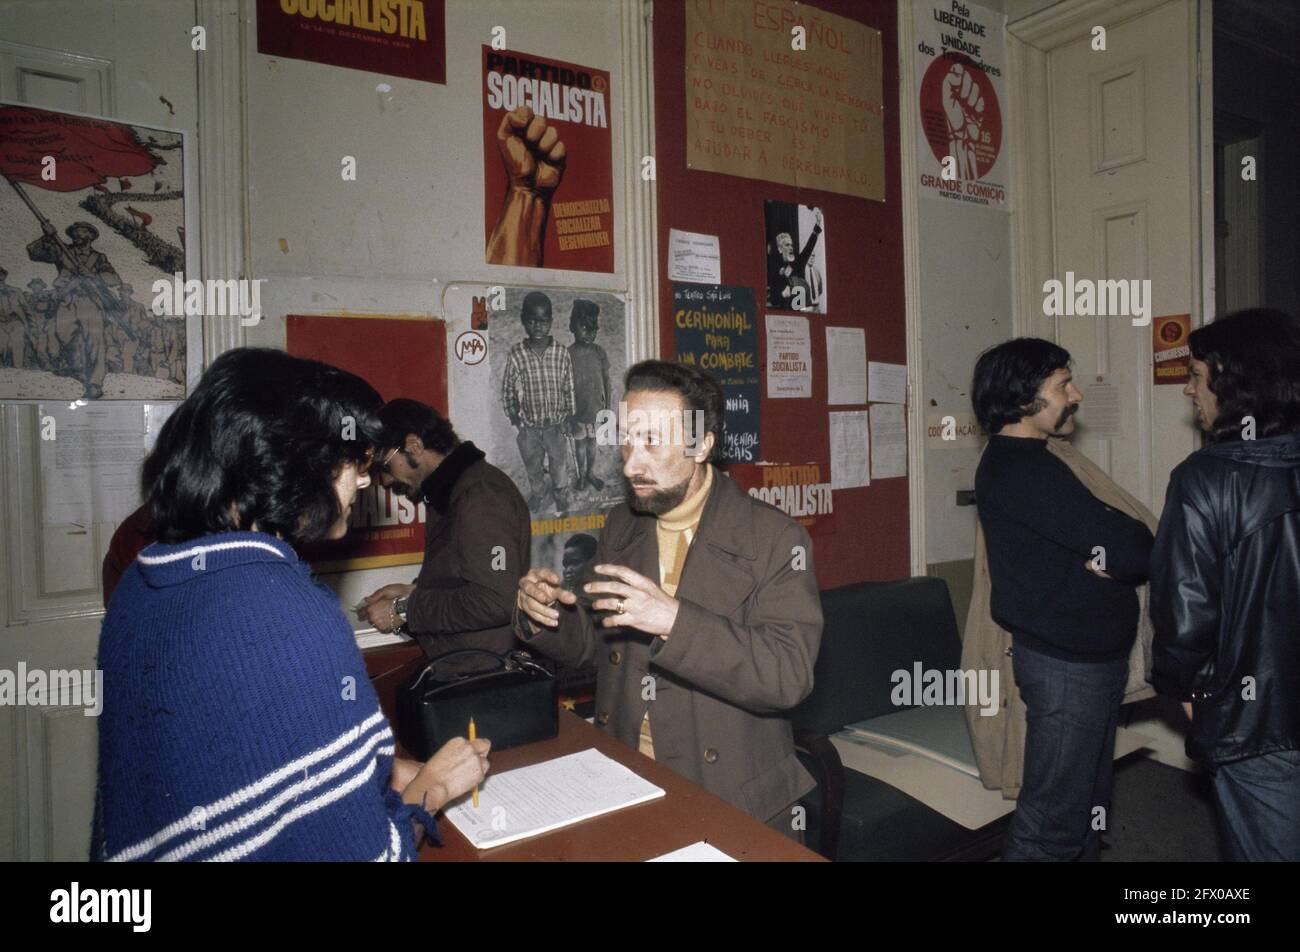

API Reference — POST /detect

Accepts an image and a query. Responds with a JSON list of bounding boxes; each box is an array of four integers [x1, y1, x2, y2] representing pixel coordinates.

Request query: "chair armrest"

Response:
[[794, 729, 844, 861]]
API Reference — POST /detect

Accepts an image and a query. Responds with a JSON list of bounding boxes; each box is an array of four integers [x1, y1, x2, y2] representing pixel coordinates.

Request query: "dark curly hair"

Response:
[[971, 337, 1073, 435], [625, 359, 726, 463], [1189, 308, 1300, 444], [378, 398, 459, 455], [569, 299, 599, 332], [143, 348, 384, 545]]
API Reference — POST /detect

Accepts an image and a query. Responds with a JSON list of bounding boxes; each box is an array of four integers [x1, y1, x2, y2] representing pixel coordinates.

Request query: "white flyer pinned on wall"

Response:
[[868, 361, 908, 404], [667, 228, 722, 284]]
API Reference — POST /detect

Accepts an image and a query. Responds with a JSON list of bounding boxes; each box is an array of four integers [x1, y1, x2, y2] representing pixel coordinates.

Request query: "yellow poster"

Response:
[[685, 0, 884, 200]]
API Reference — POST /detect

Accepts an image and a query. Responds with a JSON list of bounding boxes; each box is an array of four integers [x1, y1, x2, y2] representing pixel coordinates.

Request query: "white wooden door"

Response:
[[0, 0, 201, 860], [1009, 0, 1212, 769]]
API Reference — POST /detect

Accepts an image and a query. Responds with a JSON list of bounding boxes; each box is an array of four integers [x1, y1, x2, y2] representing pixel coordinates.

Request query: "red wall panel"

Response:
[[654, 0, 909, 589]]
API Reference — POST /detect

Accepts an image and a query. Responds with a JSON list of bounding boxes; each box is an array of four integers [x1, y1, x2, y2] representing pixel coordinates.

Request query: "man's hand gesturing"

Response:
[[497, 106, 566, 197], [516, 567, 577, 629]]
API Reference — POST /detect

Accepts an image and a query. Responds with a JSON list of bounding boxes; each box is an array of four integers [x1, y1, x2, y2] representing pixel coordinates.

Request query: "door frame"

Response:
[[1007, 0, 1215, 340]]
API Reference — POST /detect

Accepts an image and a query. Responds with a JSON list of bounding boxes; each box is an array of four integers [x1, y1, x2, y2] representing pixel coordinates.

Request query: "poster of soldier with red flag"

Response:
[[0, 103, 194, 400]]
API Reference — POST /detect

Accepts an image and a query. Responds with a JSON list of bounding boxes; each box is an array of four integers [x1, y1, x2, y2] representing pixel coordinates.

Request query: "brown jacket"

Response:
[[516, 470, 823, 823], [961, 437, 1157, 798], [408, 442, 530, 668]]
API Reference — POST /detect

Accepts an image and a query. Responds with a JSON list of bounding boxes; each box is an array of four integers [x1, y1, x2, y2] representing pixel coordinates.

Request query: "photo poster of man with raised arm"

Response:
[[488, 286, 626, 579], [482, 47, 614, 273], [764, 200, 828, 314]]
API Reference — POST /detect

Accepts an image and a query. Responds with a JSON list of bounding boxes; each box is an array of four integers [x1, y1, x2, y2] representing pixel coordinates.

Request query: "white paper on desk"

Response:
[[667, 228, 722, 284], [765, 314, 811, 398], [825, 327, 866, 405], [443, 747, 665, 849], [867, 361, 907, 404], [829, 410, 869, 490], [869, 404, 907, 479], [648, 841, 737, 862]]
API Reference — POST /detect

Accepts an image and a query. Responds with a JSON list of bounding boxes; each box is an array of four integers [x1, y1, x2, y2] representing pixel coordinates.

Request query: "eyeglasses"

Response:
[[356, 446, 400, 476], [367, 446, 400, 476]]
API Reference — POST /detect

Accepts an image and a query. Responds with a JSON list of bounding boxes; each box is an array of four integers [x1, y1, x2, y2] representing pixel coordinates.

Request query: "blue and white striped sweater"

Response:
[[93, 531, 436, 861]]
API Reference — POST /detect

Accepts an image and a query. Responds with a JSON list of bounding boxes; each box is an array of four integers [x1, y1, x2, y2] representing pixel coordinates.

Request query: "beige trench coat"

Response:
[[961, 437, 1158, 798]]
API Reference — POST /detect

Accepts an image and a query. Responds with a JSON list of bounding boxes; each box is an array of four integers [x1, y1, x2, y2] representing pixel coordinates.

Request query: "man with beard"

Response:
[[971, 338, 1155, 860], [360, 399, 529, 672], [513, 360, 823, 836], [766, 207, 823, 311], [1151, 309, 1300, 860]]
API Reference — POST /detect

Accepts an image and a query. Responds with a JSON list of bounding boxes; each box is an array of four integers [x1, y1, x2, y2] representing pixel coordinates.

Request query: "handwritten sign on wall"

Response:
[[685, 0, 884, 200], [672, 283, 760, 462]]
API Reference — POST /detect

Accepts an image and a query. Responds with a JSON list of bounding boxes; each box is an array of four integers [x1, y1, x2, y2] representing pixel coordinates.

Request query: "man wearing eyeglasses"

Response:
[[359, 399, 531, 672]]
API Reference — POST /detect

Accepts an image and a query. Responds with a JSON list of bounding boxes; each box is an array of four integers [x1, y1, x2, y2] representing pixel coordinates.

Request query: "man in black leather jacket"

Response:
[[1151, 308, 1300, 862]]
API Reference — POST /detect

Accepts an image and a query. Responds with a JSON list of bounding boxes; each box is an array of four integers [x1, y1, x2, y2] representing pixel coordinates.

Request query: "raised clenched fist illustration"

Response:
[[496, 106, 566, 196], [486, 106, 568, 266], [942, 62, 984, 180]]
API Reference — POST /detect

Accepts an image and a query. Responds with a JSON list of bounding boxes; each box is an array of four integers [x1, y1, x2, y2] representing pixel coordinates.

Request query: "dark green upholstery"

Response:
[[793, 577, 963, 735], [793, 577, 1008, 861]]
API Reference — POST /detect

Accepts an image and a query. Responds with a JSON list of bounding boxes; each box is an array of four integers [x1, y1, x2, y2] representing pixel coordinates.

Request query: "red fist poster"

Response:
[[912, 1, 1009, 209], [482, 46, 614, 273]]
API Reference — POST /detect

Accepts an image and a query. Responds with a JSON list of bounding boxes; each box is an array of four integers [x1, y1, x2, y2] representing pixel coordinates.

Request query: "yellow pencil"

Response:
[[469, 717, 479, 809]]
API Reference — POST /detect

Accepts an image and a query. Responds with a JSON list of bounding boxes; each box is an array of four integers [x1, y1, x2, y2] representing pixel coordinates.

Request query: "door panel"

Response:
[[1047, 0, 1201, 513]]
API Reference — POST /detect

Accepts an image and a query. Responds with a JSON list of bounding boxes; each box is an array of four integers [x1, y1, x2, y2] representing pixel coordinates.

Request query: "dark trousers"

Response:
[[1002, 641, 1128, 861], [1212, 749, 1300, 861], [516, 423, 570, 506]]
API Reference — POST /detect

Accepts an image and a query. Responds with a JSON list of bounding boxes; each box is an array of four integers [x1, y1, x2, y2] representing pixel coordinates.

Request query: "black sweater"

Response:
[[975, 435, 1154, 661]]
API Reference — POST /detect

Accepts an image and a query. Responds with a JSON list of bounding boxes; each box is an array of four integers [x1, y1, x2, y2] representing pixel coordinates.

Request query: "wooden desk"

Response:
[[418, 711, 824, 862], [363, 642, 823, 862]]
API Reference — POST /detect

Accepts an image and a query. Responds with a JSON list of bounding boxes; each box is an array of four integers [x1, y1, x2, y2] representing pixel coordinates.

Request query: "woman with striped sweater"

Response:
[[93, 348, 489, 861]]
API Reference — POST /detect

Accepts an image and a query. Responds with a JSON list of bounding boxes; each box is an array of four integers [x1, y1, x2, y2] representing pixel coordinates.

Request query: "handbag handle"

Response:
[[424, 648, 512, 672], [408, 648, 549, 691]]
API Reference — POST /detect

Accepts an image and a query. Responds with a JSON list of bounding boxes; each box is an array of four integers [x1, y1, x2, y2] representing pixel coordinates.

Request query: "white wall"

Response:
[[918, 201, 1011, 564], [238, 0, 633, 610], [904, 0, 1018, 566]]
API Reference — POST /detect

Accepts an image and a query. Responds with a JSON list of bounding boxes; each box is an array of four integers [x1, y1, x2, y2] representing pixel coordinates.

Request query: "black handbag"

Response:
[[394, 648, 559, 761]]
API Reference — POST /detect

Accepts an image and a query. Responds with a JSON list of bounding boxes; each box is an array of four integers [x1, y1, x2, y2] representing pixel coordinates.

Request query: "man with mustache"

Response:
[[513, 360, 823, 836], [360, 399, 530, 673], [1151, 309, 1300, 860], [971, 338, 1155, 860]]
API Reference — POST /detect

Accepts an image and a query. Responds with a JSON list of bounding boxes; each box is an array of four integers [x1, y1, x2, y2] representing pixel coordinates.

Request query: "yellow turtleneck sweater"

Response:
[[639, 464, 713, 759]]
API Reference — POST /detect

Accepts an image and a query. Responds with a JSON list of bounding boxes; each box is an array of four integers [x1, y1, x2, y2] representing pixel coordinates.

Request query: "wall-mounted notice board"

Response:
[[655, 0, 909, 590]]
